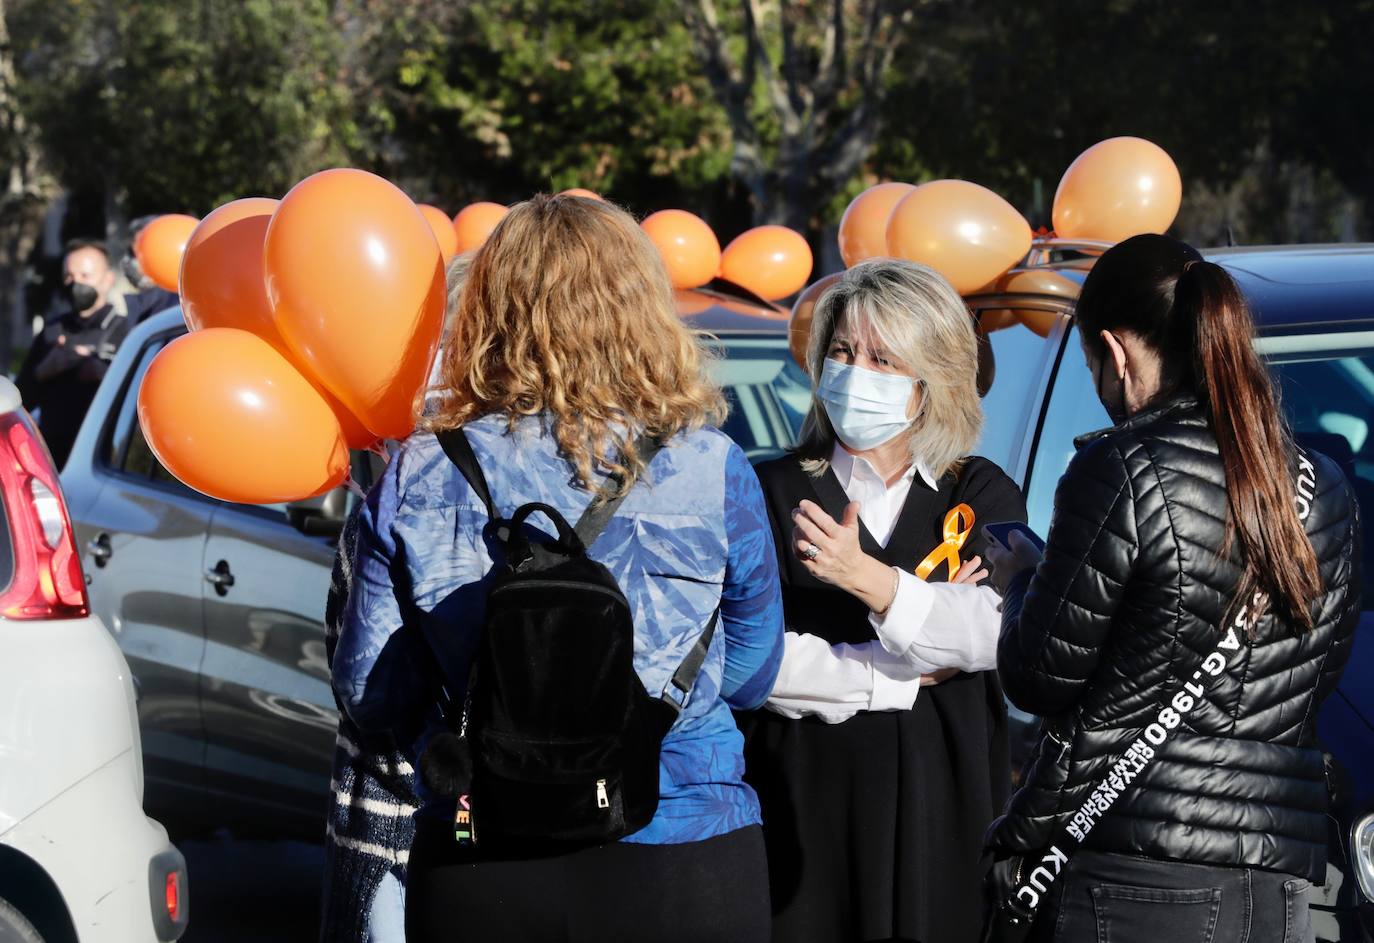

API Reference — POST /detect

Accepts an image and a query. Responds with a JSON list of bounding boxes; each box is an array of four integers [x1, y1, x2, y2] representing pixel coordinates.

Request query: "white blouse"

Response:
[[765, 445, 1004, 723]]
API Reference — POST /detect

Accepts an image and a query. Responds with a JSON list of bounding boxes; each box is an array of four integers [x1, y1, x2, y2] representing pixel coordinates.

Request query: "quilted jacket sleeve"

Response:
[[997, 436, 1138, 715]]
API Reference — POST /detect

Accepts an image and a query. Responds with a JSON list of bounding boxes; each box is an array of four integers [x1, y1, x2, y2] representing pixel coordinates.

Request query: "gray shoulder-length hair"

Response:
[[796, 258, 983, 480]]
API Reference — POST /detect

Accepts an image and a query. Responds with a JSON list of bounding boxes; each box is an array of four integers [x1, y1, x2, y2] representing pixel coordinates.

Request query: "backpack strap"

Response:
[[437, 429, 495, 519], [660, 609, 720, 717], [571, 434, 664, 549]]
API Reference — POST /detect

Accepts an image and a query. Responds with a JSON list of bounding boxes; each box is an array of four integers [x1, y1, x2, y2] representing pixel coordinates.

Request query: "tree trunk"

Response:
[[683, 0, 910, 239]]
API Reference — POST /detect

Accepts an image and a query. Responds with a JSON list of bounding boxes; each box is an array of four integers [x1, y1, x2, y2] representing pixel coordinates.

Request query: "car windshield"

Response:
[[706, 334, 812, 463]]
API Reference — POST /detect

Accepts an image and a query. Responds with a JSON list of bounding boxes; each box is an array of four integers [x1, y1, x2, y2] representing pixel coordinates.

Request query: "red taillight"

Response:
[[165, 871, 181, 922], [0, 412, 89, 619]]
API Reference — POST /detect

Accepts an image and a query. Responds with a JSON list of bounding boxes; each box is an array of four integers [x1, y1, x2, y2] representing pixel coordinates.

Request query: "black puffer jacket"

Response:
[[989, 395, 1361, 882]]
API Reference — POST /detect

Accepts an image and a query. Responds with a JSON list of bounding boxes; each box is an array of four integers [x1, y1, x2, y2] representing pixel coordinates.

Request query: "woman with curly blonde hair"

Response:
[[333, 193, 784, 943]]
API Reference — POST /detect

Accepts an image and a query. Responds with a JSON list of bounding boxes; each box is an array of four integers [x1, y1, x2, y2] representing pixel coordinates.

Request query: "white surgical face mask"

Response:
[[816, 358, 918, 452]]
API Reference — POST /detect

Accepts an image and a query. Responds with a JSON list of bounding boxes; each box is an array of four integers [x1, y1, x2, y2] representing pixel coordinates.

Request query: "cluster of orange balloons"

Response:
[[638, 210, 812, 301], [138, 169, 446, 504], [832, 136, 1181, 294], [790, 136, 1183, 365], [837, 179, 1033, 295]]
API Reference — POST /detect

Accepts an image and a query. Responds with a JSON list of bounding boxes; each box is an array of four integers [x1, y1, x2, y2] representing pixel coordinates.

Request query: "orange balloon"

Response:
[[885, 180, 1033, 294], [975, 308, 1020, 334], [137, 214, 199, 293], [838, 182, 914, 268], [264, 168, 445, 441], [560, 188, 604, 201], [452, 202, 509, 254], [418, 204, 459, 262], [721, 226, 814, 302], [180, 198, 278, 335], [997, 268, 1082, 299], [1052, 137, 1182, 243], [673, 290, 714, 317], [787, 273, 843, 369], [136, 328, 349, 504], [642, 210, 721, 290], [990, 270, 1080, 338]]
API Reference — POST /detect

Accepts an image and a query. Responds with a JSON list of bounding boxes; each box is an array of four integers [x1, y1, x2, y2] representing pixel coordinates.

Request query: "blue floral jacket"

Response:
[[333, 414, 785, 844]]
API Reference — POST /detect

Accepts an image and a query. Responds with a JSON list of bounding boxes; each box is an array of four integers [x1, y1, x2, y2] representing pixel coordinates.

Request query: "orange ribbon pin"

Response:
[[915, 503, 975, 581]]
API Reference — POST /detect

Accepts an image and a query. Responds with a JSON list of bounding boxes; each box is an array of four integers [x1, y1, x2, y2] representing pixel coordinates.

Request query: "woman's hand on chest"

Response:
[[791, 499, 899, 612]]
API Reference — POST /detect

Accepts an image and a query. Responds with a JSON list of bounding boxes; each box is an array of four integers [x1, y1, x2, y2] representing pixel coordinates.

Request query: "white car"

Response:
[[0, 377, 188, 942]]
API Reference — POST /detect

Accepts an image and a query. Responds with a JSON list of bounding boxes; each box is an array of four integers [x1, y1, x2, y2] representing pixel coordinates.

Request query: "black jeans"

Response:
[[406, 820, 771, 943], [1029, 850, 1313, 943]]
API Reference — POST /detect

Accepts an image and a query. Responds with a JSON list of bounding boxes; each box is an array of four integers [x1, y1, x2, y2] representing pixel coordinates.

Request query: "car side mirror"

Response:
[[285, 486, 348, 539]]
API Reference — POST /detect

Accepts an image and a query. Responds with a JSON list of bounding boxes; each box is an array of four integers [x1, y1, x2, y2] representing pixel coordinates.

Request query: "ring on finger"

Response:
[[801, 543, 821, 561]]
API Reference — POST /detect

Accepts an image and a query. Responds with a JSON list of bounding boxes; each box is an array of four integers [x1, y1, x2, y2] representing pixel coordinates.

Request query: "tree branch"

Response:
[[814, 4, 915, 191], [682, 0, 768, 200], [810, 0, 842, 117], [682, 0, 761, 159], [745, 0, 801, 134], [777, 0, 809, 115]]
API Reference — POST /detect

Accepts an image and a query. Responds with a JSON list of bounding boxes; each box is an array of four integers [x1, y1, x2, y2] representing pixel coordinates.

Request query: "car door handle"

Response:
[[204, 560, 235, 596], [88, 533, 113, 568]]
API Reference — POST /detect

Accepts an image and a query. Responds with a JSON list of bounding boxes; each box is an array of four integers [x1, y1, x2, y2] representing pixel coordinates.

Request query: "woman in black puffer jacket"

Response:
[[983, 234, 1361, 943]]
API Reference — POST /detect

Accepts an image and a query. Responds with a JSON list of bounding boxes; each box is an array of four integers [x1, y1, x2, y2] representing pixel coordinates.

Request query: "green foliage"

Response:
[[347, 0, 732, 216], [4, 0, 1369, 245], [9, 0, 353, 217]]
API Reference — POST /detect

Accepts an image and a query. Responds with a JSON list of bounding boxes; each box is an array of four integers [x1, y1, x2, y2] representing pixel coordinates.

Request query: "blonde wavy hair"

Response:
[[797, 259, 983, 479], [426, 193, 725, 493]]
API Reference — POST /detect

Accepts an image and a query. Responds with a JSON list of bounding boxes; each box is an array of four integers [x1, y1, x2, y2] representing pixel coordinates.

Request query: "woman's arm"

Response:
[[995, 439, 1138, 715], [718, 445, 786, 710], [765, 631, 923, 722], [332, 454, 429, 736]]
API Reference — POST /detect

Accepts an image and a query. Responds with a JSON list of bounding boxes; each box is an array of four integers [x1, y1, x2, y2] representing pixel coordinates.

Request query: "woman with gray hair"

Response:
[[742, 259, 1026, 942]]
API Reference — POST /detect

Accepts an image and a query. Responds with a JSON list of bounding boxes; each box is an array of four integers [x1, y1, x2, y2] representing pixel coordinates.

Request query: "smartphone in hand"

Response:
[[981, 521, 1046, 553]]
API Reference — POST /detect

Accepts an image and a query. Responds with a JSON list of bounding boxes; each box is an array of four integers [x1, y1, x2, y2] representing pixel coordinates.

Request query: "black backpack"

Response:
[[417, 429, 718, 849]]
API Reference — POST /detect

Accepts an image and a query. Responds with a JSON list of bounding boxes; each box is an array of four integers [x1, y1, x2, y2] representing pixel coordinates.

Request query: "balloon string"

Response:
[[345, 476, 367, 500]]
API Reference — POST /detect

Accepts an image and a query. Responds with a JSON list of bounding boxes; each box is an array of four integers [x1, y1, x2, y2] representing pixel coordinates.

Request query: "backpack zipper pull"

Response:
[[596, 779, 610, 809]]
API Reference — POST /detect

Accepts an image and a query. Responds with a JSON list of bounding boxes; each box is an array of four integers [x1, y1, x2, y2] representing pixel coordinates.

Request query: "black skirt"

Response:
[[742, 456, 1024, 942]]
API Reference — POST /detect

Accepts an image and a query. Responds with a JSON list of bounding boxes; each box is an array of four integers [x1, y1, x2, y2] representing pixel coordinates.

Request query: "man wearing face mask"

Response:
[[739, 259, 1026, 943], [16, 240, 136, 468]]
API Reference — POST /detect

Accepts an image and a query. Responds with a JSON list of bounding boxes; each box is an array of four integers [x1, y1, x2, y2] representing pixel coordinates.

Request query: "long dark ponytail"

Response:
[[1076, 235, 1320, 632]]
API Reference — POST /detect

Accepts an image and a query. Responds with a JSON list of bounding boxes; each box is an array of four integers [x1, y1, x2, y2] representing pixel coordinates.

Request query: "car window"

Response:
[[106, 339, 166, 476], [1265, 338, 1374, 605], [1027, 327, 1373, 605], [971, 308, 1067, 476], [707, 335, 810, 463], [1024, 327, 1110, 534]]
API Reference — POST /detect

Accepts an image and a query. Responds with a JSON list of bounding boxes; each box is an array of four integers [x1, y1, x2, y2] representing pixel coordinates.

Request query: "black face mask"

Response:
[[1088, 343, 1130, 426], [65, 282, 99, 313]]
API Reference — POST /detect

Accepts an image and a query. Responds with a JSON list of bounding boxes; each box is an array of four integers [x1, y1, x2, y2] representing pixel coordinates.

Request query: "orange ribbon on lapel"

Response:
[[915, 503, 975, 581]]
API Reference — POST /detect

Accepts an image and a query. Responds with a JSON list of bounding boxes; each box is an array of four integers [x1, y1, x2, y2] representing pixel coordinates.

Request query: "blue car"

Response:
[[965, 243, 1373, 942]]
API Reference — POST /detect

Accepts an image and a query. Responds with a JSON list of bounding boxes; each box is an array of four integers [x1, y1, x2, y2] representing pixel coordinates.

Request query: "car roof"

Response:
[[133, 289, 792, 344], [676, 287, 790, 334], [1202, 244, 1374, 334]]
